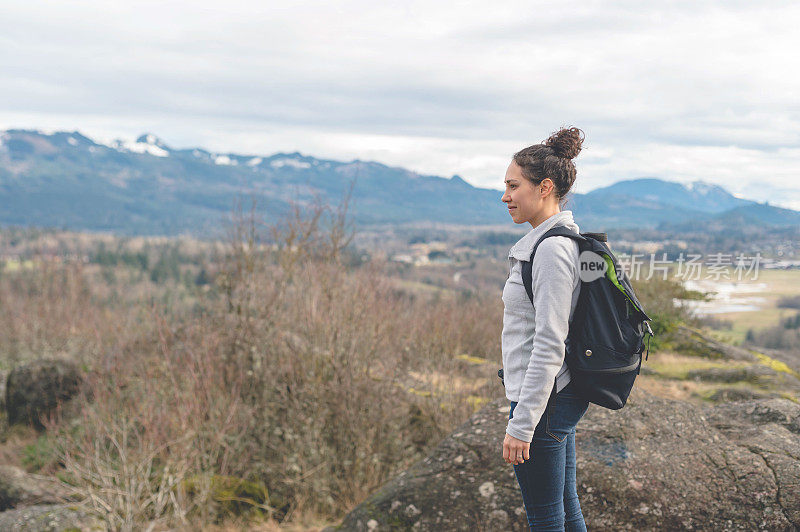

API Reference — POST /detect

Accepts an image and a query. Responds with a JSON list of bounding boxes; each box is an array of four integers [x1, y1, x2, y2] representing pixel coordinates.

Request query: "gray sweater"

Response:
[[502, 210, 581, 442]]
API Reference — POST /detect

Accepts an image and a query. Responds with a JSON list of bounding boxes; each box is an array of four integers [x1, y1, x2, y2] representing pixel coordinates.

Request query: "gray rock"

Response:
[[0, 466, 69, 512], [329, 387, 800, 531], [675, 326, 800, 379], [0, 369, 7, 411], [0, 504, 105, 531], [672, 325, 752, 361], [707, 398, 800, 526], [325, 401, 524, 532], [685, 364, 800, 402], [575, 389, 799, 531], [686, 365, 775, 384], [5, 359, 82, 427], [706, 387, 771, 402], [673, 326, 800, 400]]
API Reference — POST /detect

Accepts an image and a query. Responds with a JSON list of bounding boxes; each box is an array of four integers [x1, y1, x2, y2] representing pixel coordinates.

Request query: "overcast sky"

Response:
[[2, 1, 799, 208]]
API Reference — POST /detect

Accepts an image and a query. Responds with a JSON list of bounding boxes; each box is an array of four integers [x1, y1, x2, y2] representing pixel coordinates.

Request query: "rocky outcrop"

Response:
[[687, 363, 800, 401], [672, 325, 755, 362], [574, 390, 799, 531], [0, 504, 105, 531], [675, 325, 800, 377], [329, 387, 800, 531], [0, 466, 68, 512], [327, 399, 523, 532], [686, 364, 776, 383], [5, 359, 82, 427], [707, 399, 800, 526]]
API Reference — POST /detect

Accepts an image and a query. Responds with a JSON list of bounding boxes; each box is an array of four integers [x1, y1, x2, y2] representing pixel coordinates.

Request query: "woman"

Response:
[[500, 126, 590, 531]]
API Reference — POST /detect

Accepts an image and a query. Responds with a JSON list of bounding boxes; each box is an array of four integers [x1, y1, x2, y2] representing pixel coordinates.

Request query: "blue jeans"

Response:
[[509, 380, 589, 531]]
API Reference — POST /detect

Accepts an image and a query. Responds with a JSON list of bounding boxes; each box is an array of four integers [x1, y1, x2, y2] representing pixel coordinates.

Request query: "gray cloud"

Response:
[[1, 0, 799, 208]]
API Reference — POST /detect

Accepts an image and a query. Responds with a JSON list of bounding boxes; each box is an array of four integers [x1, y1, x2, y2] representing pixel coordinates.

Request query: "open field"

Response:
[[675, 268, 800, 344], [713, 269, 800, 337]]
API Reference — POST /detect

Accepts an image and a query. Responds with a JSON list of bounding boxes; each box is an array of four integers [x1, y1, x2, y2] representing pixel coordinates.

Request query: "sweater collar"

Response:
[[508, 210, 580, 261]]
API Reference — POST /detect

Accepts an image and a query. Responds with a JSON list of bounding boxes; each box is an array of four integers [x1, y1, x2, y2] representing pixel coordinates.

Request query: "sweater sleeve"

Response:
[[506, 237, 579, 443]]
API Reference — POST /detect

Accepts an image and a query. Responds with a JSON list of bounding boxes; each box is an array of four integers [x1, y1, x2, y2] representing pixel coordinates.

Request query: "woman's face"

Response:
[[501, 161, 546, 225]]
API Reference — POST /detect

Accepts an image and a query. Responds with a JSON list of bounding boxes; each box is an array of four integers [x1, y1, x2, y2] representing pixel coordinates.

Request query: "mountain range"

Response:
[[1, 129, 798, 238]]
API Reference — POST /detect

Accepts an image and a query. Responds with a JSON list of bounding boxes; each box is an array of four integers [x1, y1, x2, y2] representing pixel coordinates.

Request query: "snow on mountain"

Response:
[[92, 133, 171, 157], [214, 155, 237, 166], [92, 135, 120, 150], [29, 127, 60, 136], [270, 158, 311, 169], [122, 139, 169, 157], [686, 180, 720, 195], [135, 133, 171, 150]]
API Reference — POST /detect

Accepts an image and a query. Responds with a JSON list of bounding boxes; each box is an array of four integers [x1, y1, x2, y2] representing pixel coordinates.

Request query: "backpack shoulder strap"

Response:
[[521, 226, 586, 305]]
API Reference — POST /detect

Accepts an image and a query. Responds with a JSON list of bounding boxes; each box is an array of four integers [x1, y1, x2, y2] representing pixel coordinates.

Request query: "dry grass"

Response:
[[0, 193, 502, 530]]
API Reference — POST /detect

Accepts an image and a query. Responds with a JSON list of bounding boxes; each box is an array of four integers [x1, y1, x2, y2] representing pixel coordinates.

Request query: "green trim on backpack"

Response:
[[602, 253, 644, 315]]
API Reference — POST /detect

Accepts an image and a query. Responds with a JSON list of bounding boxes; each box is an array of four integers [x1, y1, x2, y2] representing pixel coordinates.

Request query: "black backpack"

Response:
[[498, 226, 654, 410]]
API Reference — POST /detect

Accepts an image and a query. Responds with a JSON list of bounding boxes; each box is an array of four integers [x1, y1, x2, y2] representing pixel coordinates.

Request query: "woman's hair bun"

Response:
[[545, 126, 585, 160]]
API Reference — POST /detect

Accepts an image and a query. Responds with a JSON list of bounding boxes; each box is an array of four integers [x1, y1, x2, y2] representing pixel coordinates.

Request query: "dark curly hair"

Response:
[[513, 126, 585, 208]]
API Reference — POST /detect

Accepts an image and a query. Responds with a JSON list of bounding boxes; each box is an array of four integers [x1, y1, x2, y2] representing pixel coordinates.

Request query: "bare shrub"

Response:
[[208, 191, 499, 520], [777, 295, 800, 310], [745, 319, 800, 352], [54, 306, 261, 529], [6, 187, 502, 528], [0, 258, 103, 367], [630, 275, 701, 349]]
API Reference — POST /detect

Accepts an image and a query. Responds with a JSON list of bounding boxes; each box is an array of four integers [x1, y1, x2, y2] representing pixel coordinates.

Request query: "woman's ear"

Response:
[[540, 178, 554, 197]]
